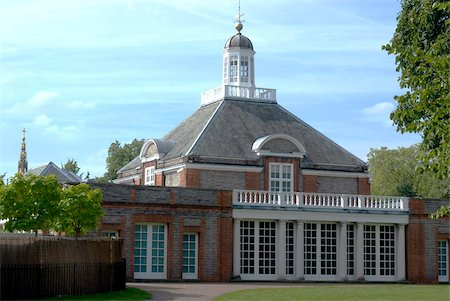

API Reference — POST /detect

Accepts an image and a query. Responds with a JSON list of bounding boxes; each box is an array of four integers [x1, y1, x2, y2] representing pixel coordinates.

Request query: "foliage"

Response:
[[367, 145, 449, 198], [58, 183, 104, 238], [383, 0, 450, 179], [213, 285, 449, 301], [62, 158, 90, 180], [44, 287, 151, 300], [429, 205, 450, 219], [62, 158, 80, 175], [0, 174, 62, 234], [104, 139, 144, 181]]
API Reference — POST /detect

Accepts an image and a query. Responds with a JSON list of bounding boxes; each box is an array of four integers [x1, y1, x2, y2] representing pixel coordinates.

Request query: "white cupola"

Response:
[[223, 20, 255, 88]]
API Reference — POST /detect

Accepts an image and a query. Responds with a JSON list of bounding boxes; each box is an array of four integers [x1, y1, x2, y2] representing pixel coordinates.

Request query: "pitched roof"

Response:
[[27, 162, 83, 183], [162, 99, 366, 171]]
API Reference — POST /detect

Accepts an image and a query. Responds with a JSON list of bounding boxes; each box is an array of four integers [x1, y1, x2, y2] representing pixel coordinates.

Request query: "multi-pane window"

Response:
[[134, 224, 148, 273], [438, 240, 448, 282], [223, 57, 228, 81], [347, 224, 355, 276], [102, 230, 119, 239], [240, 56, 249, 82], [258, 221, 276, 275], [304, 223, 337, 277], [134, 223, 166, 279], [150, 225, 165, 273], [286, 222, 295, 275], [144, 167, 155, 186], [240, 221, 255, 274], [230, 56, 238, 82], [320, 224, 337, 275], [182, 234, 198, 279], [364, 225, 377, 276], [304, 223, 317, 275], [269, 163, 293, 203], [379, 225, 395, 276], [364, 224, 396, 278]]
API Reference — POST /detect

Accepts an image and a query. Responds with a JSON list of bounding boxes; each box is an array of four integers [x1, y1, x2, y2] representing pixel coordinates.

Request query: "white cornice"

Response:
[[255, 150, 305, 158], [301, 169, 371, 178]]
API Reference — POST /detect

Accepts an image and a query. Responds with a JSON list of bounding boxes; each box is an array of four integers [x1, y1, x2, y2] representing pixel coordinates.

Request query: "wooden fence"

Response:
[[0, 234, 125, 300]]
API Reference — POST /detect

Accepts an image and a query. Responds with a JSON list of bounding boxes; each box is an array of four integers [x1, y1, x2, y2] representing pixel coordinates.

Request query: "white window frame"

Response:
[[438, 240, 449, 282], [144, 166, 155, 186], [269, 163, 293, 193], [134, 223, 167, 280], [304, 223, 338, 281], [182, 233, 199, 280], [363, 224, 396, 281]]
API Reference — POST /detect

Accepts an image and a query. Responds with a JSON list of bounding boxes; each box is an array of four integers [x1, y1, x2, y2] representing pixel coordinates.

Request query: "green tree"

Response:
[[104, 139, 144, 181], [368, 145, 449, 198], [0, 174, 62, 235], [57, 183, 104, 238], [383, 0, 449, 179], [62, 158, 80, 175]]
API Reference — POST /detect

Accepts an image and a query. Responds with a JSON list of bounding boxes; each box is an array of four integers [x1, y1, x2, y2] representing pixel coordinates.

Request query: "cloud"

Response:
[[33, 114, 52, 127], [6, 91, 59, 114], [362, 102, 395, 127], [69, 100, 96, 109]]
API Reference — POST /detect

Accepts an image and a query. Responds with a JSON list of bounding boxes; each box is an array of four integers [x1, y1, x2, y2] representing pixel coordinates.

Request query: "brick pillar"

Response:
[[303, 175, 317, 192], [357, 178, 371, 195], [233, 219, 240, 277]]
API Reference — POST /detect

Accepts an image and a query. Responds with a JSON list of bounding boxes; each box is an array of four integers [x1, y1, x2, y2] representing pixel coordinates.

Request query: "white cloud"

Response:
[[33, 114, 52, 127], [362, 102, 395, 127], [45, 124, 79, 139], [6, 91, 59, 114], [69, 100, 96, 109]]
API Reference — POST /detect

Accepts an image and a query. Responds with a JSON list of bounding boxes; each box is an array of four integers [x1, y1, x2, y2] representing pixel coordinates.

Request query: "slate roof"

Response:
[[161, 99, 366, 172], [27, 162, 83, 183]]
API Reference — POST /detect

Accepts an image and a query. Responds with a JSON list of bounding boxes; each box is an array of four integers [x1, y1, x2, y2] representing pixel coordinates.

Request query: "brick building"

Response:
[[107, 19, 449, 283]]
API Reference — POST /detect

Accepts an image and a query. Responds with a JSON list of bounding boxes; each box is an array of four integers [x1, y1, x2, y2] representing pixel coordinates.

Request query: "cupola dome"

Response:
[[224, 33, 253, 50]]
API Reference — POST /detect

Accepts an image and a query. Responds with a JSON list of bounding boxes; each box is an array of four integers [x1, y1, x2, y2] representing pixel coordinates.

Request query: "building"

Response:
[[106, 17, 448, 283], [27, 162, 82, 184]]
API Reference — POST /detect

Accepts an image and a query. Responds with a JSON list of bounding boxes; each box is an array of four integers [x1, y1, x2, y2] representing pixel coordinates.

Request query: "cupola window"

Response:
[[240, 56, 249, 82], [230, 55, 238, 82]]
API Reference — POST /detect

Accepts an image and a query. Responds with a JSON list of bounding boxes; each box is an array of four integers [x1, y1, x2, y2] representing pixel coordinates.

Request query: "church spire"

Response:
[[18, 128, 28, 175]]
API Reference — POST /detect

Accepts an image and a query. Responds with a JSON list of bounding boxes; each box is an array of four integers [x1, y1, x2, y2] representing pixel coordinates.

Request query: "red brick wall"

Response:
[[357, 178, 371, 195], [303, 175, 317, 192], [245, 172, 260, 190], [155, 173, 164, 186], [406, 223, 425, 283], [179, 169, 201, 188]]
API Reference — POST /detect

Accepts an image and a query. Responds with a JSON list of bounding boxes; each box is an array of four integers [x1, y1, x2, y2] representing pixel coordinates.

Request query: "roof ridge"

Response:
[[184, 100, 225, 157]]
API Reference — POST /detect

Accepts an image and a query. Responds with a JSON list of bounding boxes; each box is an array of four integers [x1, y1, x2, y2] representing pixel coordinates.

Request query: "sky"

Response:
[[0, 0, 421, 179]]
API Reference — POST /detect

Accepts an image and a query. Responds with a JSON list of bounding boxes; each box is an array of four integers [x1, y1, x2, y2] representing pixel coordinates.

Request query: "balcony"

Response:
[[233, 190, 409, 213], [201, 85, 277, 105]]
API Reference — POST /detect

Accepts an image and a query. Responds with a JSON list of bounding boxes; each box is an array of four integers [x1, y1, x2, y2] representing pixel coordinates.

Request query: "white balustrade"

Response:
[[233, 190, 408, 212], [201, 85, 277, 105]]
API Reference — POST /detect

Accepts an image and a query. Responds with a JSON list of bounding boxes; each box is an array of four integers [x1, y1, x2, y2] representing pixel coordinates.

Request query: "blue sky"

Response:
[[0, 0, 420, 179]]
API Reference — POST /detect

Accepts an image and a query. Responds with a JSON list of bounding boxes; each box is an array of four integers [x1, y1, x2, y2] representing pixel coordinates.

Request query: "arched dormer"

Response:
[[139, 139, 176, 163], [252, 134, 306, 158]]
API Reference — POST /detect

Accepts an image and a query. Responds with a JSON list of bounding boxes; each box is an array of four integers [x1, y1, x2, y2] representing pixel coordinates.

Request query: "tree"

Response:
[[368, 145, 449, 198], [103, 139, 145, 181], [62, 158, 90, 180], [57, 183, 104, 238], [383, 0, 449, 179], [62, 158, 80, 175], [0, 174, 62, 235]]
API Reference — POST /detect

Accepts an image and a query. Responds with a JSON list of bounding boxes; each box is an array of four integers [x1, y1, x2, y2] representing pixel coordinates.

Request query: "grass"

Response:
[[43, 287, 151, 300], [213, 284, 450, 301]]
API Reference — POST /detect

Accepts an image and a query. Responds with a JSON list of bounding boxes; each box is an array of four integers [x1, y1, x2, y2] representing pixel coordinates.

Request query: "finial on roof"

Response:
[[18, 128, 28, 175], [235, 0, 245, 33]]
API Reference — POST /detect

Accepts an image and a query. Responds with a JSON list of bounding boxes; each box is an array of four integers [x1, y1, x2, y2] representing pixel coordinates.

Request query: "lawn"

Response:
[[213, 284, 450, 301], [43, 287, 151, 300]]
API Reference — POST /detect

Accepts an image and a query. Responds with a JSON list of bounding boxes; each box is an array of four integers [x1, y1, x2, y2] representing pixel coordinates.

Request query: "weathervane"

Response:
[[235, 0, 245, 33]]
